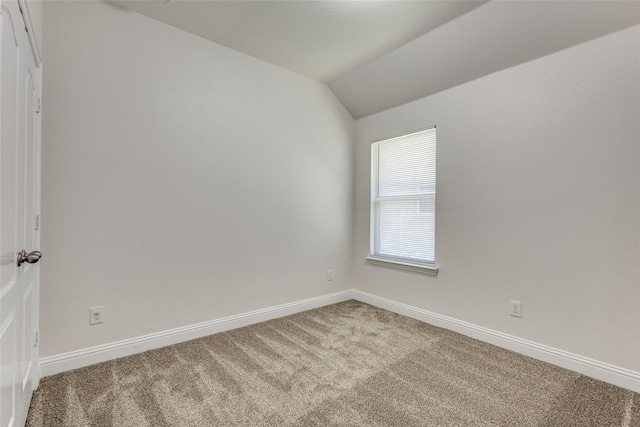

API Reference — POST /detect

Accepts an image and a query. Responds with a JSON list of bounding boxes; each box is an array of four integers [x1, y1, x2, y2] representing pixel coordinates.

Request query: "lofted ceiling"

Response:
[[111, 0, 640, 119], [109, 0, 486, 83]]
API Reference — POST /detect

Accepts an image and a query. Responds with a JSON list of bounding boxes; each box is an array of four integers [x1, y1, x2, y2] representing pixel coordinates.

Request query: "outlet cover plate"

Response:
[[510, 300, 522, 318], [90, 306, 104, 325]]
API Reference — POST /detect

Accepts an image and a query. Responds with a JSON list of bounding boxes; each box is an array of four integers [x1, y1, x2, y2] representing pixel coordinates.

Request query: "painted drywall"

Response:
[[330, 1, 640, 119], [40, 1, 354, 357], [353, 25, 640, 372]]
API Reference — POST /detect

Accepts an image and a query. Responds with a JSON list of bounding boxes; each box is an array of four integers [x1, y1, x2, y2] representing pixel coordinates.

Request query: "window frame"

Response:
[[367, 126, 438, 276]]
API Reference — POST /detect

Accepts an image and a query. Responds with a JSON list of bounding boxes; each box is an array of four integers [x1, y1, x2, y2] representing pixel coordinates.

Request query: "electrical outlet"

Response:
[[327, 269, 333, 281], [90, 306, 104, 325], [33, 329, 39, 347], [510, 300, 522, 318]]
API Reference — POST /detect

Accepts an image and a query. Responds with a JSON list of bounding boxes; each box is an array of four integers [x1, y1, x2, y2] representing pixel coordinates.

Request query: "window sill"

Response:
[[365, 256, 438, 277]]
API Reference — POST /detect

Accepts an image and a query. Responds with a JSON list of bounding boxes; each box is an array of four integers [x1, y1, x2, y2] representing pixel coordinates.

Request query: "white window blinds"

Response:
[[370, 127, 436, 266]]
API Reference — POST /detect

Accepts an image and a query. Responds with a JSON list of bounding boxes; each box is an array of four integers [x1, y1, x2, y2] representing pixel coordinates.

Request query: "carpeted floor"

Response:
[[27, 300, 639, 426]]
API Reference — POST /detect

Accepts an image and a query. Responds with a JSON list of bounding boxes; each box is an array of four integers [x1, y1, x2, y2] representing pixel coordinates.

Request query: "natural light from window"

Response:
[[369, 127, 436, 273]]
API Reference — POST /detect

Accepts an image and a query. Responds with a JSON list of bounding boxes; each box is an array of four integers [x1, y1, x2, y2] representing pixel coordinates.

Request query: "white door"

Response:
[[0, 0, 41, 425]]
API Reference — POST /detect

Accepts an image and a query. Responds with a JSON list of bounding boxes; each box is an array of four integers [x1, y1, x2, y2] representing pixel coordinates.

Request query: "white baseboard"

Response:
[[350, 289, 640, 393], [40, 288, 640, 393], [39, 290, 353, 377]]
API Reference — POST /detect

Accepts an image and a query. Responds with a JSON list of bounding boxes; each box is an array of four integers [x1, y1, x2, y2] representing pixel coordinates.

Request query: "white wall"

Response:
[[353, 25, 640, 371], [41, 0, 639, 379], [40, 1, 354, 357]]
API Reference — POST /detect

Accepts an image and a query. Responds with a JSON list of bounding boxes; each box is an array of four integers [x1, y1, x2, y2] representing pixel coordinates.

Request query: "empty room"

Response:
[[1, 0, 639, 425]]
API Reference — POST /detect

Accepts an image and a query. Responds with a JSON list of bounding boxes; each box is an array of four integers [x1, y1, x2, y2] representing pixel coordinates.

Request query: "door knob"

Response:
[[17, 249, 42, 267]]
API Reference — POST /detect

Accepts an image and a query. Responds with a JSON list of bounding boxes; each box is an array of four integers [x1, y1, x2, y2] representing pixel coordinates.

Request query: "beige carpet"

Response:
[[27, 300, 639, 426]]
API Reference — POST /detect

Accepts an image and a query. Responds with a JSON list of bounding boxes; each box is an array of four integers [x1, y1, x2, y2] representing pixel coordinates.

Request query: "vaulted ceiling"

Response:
[[111, 0, 640, 119]]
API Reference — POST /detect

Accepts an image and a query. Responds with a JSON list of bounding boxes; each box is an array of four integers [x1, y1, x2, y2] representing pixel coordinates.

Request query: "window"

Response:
[[368, 127, 437, 274]]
